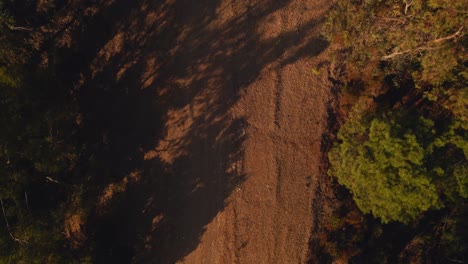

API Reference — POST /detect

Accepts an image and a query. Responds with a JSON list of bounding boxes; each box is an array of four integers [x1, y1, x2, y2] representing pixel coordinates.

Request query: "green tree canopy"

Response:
[[326, 0, 467, 224], [330, 114, 439, 223]]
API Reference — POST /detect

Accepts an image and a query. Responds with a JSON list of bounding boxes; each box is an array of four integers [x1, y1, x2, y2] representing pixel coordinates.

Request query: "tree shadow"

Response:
[[56, 0, 330, 262]]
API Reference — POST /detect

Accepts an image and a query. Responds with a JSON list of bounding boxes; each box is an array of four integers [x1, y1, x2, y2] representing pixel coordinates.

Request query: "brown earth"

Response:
[[71, 0, 335, 263]]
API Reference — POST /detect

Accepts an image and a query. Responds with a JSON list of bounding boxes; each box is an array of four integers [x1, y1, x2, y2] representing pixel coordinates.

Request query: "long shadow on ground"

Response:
[[57, 0, 329, 263]]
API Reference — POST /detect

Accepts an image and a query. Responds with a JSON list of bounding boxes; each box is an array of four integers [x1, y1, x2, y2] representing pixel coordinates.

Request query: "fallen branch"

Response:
[[8, 25, 33, 32], [0, 198, 28, 244], [3, 144, 10, 165], [1, 198, 11, 231], [24, 192, 29, 211], [45, 176, 63, 184], [448, 258, 464, 264], [0, 19, 33, 32]]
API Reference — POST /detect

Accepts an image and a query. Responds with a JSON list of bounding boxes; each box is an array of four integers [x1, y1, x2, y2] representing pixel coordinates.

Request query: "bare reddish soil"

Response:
[[74, 0, 334, 263]]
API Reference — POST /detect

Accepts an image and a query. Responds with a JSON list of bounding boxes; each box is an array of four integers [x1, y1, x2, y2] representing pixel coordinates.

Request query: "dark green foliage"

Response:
[[330, 113, 439, 223], [330, 107, 467, 223], [327, 0, 467, 223], [324, 0, 467, 260], [0, 2, 93, 262], [0, 64, 81, 262]]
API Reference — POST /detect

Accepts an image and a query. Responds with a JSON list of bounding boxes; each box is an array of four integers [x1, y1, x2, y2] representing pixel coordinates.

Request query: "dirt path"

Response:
[[147, 1, 332, 263], [78, 0, 333, 263]]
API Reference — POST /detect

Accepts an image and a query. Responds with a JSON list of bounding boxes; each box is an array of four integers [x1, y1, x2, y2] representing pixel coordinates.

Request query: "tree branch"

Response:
[[381, 46, 439, 60], [433, 26, 464, 43], [382, 26, 464, 60], [404, 0, 413, 15]]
